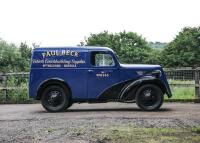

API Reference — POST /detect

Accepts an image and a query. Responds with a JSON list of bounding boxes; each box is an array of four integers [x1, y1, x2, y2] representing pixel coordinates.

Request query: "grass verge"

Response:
[[92, 125, 200, 143]]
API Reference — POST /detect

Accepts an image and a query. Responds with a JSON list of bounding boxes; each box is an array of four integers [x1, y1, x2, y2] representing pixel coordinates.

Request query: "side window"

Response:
[[91, 52, 115, 67]]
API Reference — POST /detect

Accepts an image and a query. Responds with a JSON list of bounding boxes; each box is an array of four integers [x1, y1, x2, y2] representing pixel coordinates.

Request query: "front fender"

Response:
[[120, 76, 169, 100]]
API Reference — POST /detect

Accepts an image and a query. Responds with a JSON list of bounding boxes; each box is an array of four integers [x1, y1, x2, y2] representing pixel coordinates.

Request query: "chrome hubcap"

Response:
[[143, 89, 151, 98]]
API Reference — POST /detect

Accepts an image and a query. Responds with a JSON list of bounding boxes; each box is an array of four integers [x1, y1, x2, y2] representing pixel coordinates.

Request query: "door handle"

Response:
[[100, 70, 113, 74], [88, 69, 94, 73], [107, 70, 113, 73], [102, 70, 113, 73]]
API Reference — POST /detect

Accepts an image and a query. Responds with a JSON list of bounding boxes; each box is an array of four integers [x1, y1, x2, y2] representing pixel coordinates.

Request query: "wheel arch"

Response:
[[120, 77, 167, 100], [139, 79, 166, 95], [36, 78, 71, 100]]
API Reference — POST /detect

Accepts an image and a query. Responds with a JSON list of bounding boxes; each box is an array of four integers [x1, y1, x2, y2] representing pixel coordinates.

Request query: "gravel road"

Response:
[[0, 103, 200, 143]]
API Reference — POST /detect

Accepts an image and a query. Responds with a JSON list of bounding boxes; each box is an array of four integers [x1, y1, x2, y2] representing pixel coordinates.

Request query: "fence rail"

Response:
[[0, 68, 200, 103], [164, 67, 200, 99], [0, 72, 29, 103]]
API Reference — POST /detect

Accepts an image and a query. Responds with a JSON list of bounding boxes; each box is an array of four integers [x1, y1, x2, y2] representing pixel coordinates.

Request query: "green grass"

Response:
[[72, 127, 87, 136], [192, 126, 200, 134], [46, 128, 56, 133], [92, 125, 200, 143], [167, 86, 195, 100], [166, 79, 195, 100]]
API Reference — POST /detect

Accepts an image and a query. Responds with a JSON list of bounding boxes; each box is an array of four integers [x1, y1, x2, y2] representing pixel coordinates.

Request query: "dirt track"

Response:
[[0, 103, 200, 142]]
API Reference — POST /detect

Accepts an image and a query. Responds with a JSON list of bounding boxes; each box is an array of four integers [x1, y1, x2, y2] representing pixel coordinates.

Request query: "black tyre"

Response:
[[65, 101, 73, 109], [41, 85, 70, 112], [135, 84, 163, 111]]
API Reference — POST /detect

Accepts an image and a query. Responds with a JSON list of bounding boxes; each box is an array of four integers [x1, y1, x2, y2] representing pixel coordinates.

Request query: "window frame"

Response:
[[90, 51, 117, 68]]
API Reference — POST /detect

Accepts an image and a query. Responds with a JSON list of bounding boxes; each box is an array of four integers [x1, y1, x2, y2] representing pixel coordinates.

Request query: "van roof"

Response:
[[34, 46, 114, 52]]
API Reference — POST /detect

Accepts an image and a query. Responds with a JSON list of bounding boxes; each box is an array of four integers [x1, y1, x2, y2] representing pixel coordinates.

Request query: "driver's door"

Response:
[[87, 51, 119, 99]]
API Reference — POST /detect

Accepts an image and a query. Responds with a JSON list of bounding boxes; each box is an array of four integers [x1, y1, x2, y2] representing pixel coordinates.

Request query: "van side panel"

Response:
[[29, 48, 88, 100]]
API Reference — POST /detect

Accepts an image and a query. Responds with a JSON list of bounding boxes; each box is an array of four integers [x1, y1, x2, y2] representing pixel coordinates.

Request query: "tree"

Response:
[[19, 42, 32, 71], [0, 40, 19, 72], [81, 31, 159, 64], [0, 40, 32, 72], [161, 27, 200, 67], [20, 42, 32, 59]]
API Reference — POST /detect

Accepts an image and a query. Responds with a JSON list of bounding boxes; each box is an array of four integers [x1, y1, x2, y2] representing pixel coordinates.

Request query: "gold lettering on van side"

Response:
[[42, 50, 79, 58]]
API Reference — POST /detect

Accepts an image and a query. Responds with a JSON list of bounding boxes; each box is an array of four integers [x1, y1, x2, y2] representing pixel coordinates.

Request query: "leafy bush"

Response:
[[0, 76, 30, 103], [0, 40, 31, 73]]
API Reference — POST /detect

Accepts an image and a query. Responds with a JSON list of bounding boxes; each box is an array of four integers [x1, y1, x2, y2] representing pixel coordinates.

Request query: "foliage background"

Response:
[[0, 26, 199, 102], [0, 26, 200, 73], [0, 40, 31, 73]]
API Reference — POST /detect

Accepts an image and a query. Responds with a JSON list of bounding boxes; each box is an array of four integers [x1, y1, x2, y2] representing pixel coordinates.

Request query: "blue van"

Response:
[[29, 46, 172, 112]]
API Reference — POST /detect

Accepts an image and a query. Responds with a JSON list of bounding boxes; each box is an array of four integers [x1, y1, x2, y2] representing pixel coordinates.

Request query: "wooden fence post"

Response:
[[2, 75, 8, 102], [195, 68, 200, 100]]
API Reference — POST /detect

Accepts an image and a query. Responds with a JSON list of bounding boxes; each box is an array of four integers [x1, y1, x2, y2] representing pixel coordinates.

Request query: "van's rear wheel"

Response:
[[41, 85, 70, 112], [136, 84, 163, 111]]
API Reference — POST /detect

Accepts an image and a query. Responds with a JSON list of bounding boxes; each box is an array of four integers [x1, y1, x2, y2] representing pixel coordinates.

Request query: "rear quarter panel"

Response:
[[29, 48, 88, 100]]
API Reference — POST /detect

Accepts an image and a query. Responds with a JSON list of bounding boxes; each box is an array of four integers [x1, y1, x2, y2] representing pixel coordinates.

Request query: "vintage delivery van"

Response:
[[29, 46, 172, 112]]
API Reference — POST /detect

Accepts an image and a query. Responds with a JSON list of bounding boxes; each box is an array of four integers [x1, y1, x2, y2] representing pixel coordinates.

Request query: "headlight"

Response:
[[151, 70, 162, 78], [136, 70, 162, 78], [136, 71, 145, 75]]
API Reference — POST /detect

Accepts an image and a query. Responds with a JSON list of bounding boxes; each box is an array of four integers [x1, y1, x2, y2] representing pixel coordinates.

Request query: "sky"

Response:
[[0, 0, 199, 47]]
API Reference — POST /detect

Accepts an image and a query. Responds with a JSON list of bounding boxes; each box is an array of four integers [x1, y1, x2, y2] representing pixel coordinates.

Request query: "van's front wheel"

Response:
[[135, 84, 163, 111], [41, 85, 70, 112]]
